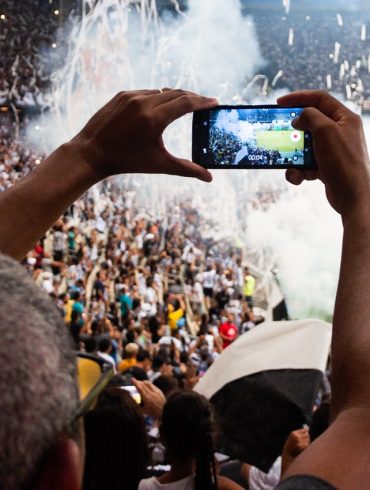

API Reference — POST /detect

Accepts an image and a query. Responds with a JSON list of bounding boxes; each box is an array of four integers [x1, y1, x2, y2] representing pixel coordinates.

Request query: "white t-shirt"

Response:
[[249, 456, 281, 490], [158, 336, 182, 351], [202, 269, 216, 289], [139, 475, 195, 490], [97, 351, 117, 373]]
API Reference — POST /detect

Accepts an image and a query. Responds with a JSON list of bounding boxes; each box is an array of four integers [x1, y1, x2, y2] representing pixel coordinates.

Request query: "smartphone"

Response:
[[192, 105, 316, 169], [121, 385, 141, 404]]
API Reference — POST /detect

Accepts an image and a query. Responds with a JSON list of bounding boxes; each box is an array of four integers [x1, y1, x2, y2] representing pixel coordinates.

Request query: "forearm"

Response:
[[0, 142, 100, 260], [331, 210, 370, 416]]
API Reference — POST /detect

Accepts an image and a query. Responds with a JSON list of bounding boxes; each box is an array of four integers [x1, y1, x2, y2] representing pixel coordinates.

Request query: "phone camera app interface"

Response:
[[209, 107, 304, 166]]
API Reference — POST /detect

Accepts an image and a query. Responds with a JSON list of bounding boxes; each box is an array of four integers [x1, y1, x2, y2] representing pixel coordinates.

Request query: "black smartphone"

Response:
[[192, 105, 316, 169]]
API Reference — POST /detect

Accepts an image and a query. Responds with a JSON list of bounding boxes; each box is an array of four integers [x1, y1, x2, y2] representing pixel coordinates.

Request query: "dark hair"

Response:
[[152, 355, 165, 370], [160, 391, 217, 490], [199, 314, 209, 336], [98, 337, 111, 353], [137, 350, 151, 363], [83, 336, 97, 353], [125, 366, 148, 381], [106, 374, 126, 387], [125, 330, 135, 344], [148, 315, 159, 332], [153, 375, 179, 398], [83, 388, 149, 490]]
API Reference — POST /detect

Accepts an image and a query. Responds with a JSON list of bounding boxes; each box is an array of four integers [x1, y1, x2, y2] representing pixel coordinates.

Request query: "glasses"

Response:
[[72, 353, 115, 421]]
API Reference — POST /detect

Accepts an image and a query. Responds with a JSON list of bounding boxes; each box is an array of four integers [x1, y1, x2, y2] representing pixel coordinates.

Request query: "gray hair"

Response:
[[0, 253, 79, 489]]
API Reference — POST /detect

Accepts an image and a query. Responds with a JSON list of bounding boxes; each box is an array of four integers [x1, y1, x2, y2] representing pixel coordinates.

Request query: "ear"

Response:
[[33, 438, 81, 490]]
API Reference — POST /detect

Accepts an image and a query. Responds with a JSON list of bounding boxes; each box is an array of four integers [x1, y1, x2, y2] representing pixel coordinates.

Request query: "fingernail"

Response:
[[202, 172, 213, 182]]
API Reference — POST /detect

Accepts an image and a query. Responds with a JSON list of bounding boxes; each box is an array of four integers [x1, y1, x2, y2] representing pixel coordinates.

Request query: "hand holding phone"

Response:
[[192, 105, 316, 169]]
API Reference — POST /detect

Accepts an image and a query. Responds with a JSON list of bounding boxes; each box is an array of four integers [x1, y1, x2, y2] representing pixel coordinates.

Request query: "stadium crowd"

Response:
[[27, 154, 259, 371], [252, 11, 370, 103], [0, 0, 71, 108], [1, 116, 274, 490], [0, 112, 259, 381], [6, 1, 368, 489], [0, 103, 334, 490], [3, 99, 325, 488]]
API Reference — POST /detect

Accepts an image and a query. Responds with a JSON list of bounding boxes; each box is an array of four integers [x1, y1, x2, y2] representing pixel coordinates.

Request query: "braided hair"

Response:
[[160, 391, 218, 490]]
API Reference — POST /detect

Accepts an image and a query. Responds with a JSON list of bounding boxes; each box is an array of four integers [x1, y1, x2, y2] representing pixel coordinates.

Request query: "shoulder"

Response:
[[217, 475, 244, 490], [276, 475, 337, 489]]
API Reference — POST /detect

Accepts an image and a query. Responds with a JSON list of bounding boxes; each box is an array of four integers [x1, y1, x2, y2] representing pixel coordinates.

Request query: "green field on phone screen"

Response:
[[255, 130, 304, 152]]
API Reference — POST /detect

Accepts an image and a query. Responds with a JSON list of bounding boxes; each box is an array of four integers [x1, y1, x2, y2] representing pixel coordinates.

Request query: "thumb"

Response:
[[166, 154, 213, 182], [286, 168, 320, 186], [292, 107, 335, 134]]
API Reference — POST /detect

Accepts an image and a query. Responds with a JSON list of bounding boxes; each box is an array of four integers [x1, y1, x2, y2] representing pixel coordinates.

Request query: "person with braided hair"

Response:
[[138, 391, 243, 490]]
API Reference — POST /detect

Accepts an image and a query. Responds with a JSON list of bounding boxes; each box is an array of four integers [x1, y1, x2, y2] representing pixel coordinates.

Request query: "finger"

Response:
[[155, 94, 218, 129], [132, 378, 145, 394], [285, 169, 305, 186], [302, 170, 319, 181], [140, 380, 158, 394], [152, 89, 217, 108], [148, 89, 202, 107], [277, 90, 348, 122], [285, 168, 319, 186], [292, 107, 335, 134], [165, 154, 213, 182], [111, 89, 162, 105]]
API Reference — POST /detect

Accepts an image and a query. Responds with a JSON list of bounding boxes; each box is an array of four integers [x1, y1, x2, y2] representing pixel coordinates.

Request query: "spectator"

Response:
[[219, 313, 238, 349], [243, 267, 255, 309], [119, 342, 139, 373], [97, 337, 116, 372], [83, 387, 149, 490], [138, 391, 243, 489]]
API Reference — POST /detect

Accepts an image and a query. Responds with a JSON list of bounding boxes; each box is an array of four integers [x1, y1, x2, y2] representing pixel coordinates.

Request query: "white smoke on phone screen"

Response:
[[27, 0, 369, 319]]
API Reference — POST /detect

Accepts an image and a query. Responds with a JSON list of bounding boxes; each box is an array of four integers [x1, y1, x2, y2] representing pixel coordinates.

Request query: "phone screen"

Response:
[[121, 385, 141, 404], [192, 105, 316, 169]]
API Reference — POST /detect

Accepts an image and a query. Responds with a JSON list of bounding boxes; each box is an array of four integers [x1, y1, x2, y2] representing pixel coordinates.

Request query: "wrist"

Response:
[[65, 136, 110, 182], [342, 204, 370, 232]]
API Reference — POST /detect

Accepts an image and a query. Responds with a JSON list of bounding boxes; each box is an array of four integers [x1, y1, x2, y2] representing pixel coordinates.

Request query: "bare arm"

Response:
[[278, 91, 370, 488], [0, 89, 217, 260], [280, 428, 310, 477], [0, 144, 97, 260], [217, 475, 244, 490]]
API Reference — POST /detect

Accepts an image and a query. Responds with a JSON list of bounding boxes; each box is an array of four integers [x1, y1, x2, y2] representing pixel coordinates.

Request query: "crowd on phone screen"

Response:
[[210, 127, 284, 166]]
